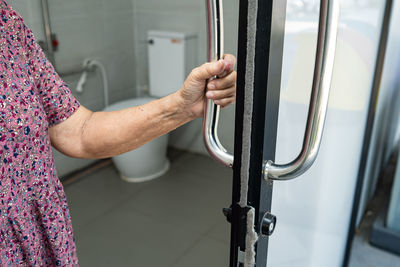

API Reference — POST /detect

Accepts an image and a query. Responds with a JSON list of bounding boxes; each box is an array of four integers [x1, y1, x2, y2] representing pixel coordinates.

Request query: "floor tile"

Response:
[[75, 205, 203, 267], [171, 152, 233, 182], [172, 236, 230, 267], [349, 234, 400, 267], [123, 164, 232, 237], [65, 165, 149, 230], [207, 220, 231, 244]]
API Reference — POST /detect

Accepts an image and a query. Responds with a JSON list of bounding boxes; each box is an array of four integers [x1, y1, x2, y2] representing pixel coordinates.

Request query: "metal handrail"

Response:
[[203, 0, 234, 168], [264, 0, 340, 181]]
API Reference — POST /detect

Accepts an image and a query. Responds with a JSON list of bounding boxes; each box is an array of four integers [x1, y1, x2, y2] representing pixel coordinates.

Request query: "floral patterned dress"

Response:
[[0, 1, 80, 266]]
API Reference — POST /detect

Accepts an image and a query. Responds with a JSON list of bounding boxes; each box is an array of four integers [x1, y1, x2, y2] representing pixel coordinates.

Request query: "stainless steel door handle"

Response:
[[264, 0, 340, 181], [203, 0, 234, 168]]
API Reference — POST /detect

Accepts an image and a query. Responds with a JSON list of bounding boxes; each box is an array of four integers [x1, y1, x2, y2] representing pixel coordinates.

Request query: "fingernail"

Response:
[[214, 100, 220, 105], [208, 83, 216, 90], [207, 92, 214, 98]]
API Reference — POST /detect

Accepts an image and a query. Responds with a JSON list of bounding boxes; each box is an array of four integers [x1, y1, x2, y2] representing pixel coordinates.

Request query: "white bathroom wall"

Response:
[[132, 0, 239, 155], [6, 1, 44, 40], [8, 0, 138, 176], [11, 0, 137, 109]]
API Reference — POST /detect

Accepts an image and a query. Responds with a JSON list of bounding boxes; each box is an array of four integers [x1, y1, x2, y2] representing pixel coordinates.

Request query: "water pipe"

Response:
[[76, 59, 109, 108]]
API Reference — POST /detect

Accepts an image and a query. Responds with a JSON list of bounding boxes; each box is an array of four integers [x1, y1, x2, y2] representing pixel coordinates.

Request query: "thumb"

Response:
[[190, 60, 226, 82]]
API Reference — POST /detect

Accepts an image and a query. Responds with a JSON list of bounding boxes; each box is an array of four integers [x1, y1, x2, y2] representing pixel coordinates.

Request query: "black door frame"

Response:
[[230, 0, 287, 266]]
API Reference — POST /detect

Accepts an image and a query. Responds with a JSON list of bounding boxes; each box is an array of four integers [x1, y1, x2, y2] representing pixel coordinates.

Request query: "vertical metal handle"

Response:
[[203, 0, 234, 168], [264, 0, 340, 181]]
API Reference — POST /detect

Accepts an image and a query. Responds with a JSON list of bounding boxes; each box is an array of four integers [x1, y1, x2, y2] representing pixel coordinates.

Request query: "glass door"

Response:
[[204, 0, 389, 266], [269, 0, 387, 266]]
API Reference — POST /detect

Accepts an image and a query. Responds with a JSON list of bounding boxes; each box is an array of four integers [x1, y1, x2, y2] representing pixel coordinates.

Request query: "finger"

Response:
[[214, 96, 236, 108], [207, 71, 237, 91], [219, 54, 237, 77], [222, 54, 237, 71], [206, 86, 236, 100], [190, 60, 226, 81]]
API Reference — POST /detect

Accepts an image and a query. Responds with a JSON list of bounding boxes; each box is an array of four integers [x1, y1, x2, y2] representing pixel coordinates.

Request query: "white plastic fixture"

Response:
[[147, 31, 197, 97]]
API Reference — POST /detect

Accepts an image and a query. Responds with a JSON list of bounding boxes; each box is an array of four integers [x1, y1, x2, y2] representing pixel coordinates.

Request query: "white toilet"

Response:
[[105, 31, 197, 182]]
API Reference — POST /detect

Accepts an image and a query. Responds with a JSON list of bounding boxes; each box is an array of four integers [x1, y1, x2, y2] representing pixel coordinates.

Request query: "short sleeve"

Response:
[[23, 20, 80, 127]]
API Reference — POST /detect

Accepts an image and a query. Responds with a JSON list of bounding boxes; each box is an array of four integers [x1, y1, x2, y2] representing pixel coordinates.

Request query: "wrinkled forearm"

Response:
[[50, 91, 194, 159], [80, 92, 193, 159]]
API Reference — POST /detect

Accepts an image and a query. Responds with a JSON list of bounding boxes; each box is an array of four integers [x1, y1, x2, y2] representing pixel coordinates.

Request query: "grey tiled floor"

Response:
[[348, 156, 400, 267], [349, 233, 400, 267], [64, 150, 232, 267], [64, 150, 400, 267]]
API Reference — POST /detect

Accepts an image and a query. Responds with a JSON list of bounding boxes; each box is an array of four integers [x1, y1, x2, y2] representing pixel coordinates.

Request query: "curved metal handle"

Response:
[[264, 0, 340, 181], [203, 0, 234, 168]]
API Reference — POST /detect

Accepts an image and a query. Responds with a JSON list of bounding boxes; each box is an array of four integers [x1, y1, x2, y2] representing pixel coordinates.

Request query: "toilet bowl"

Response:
[[104, 97, 170, 182], [105, 30, 197, 182]]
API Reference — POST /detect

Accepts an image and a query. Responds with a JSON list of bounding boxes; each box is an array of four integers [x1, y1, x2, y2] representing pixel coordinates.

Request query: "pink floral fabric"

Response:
[[0, 1, 80, 266]]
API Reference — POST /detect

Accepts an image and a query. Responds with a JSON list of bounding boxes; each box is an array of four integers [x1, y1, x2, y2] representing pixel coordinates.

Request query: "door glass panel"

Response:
[[268, 0, 386, 266]]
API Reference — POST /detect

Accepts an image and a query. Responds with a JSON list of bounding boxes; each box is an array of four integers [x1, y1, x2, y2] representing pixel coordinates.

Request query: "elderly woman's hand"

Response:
[[178, 54, 237, 118]]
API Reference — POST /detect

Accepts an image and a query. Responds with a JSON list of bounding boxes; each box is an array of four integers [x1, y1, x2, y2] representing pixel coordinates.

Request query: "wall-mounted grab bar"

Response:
[[264, 0, 339, 181], [203, 0, 234, 168]]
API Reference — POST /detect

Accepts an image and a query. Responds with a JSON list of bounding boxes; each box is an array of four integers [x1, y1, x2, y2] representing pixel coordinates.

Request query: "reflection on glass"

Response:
[[269, 0, 386, 266]]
